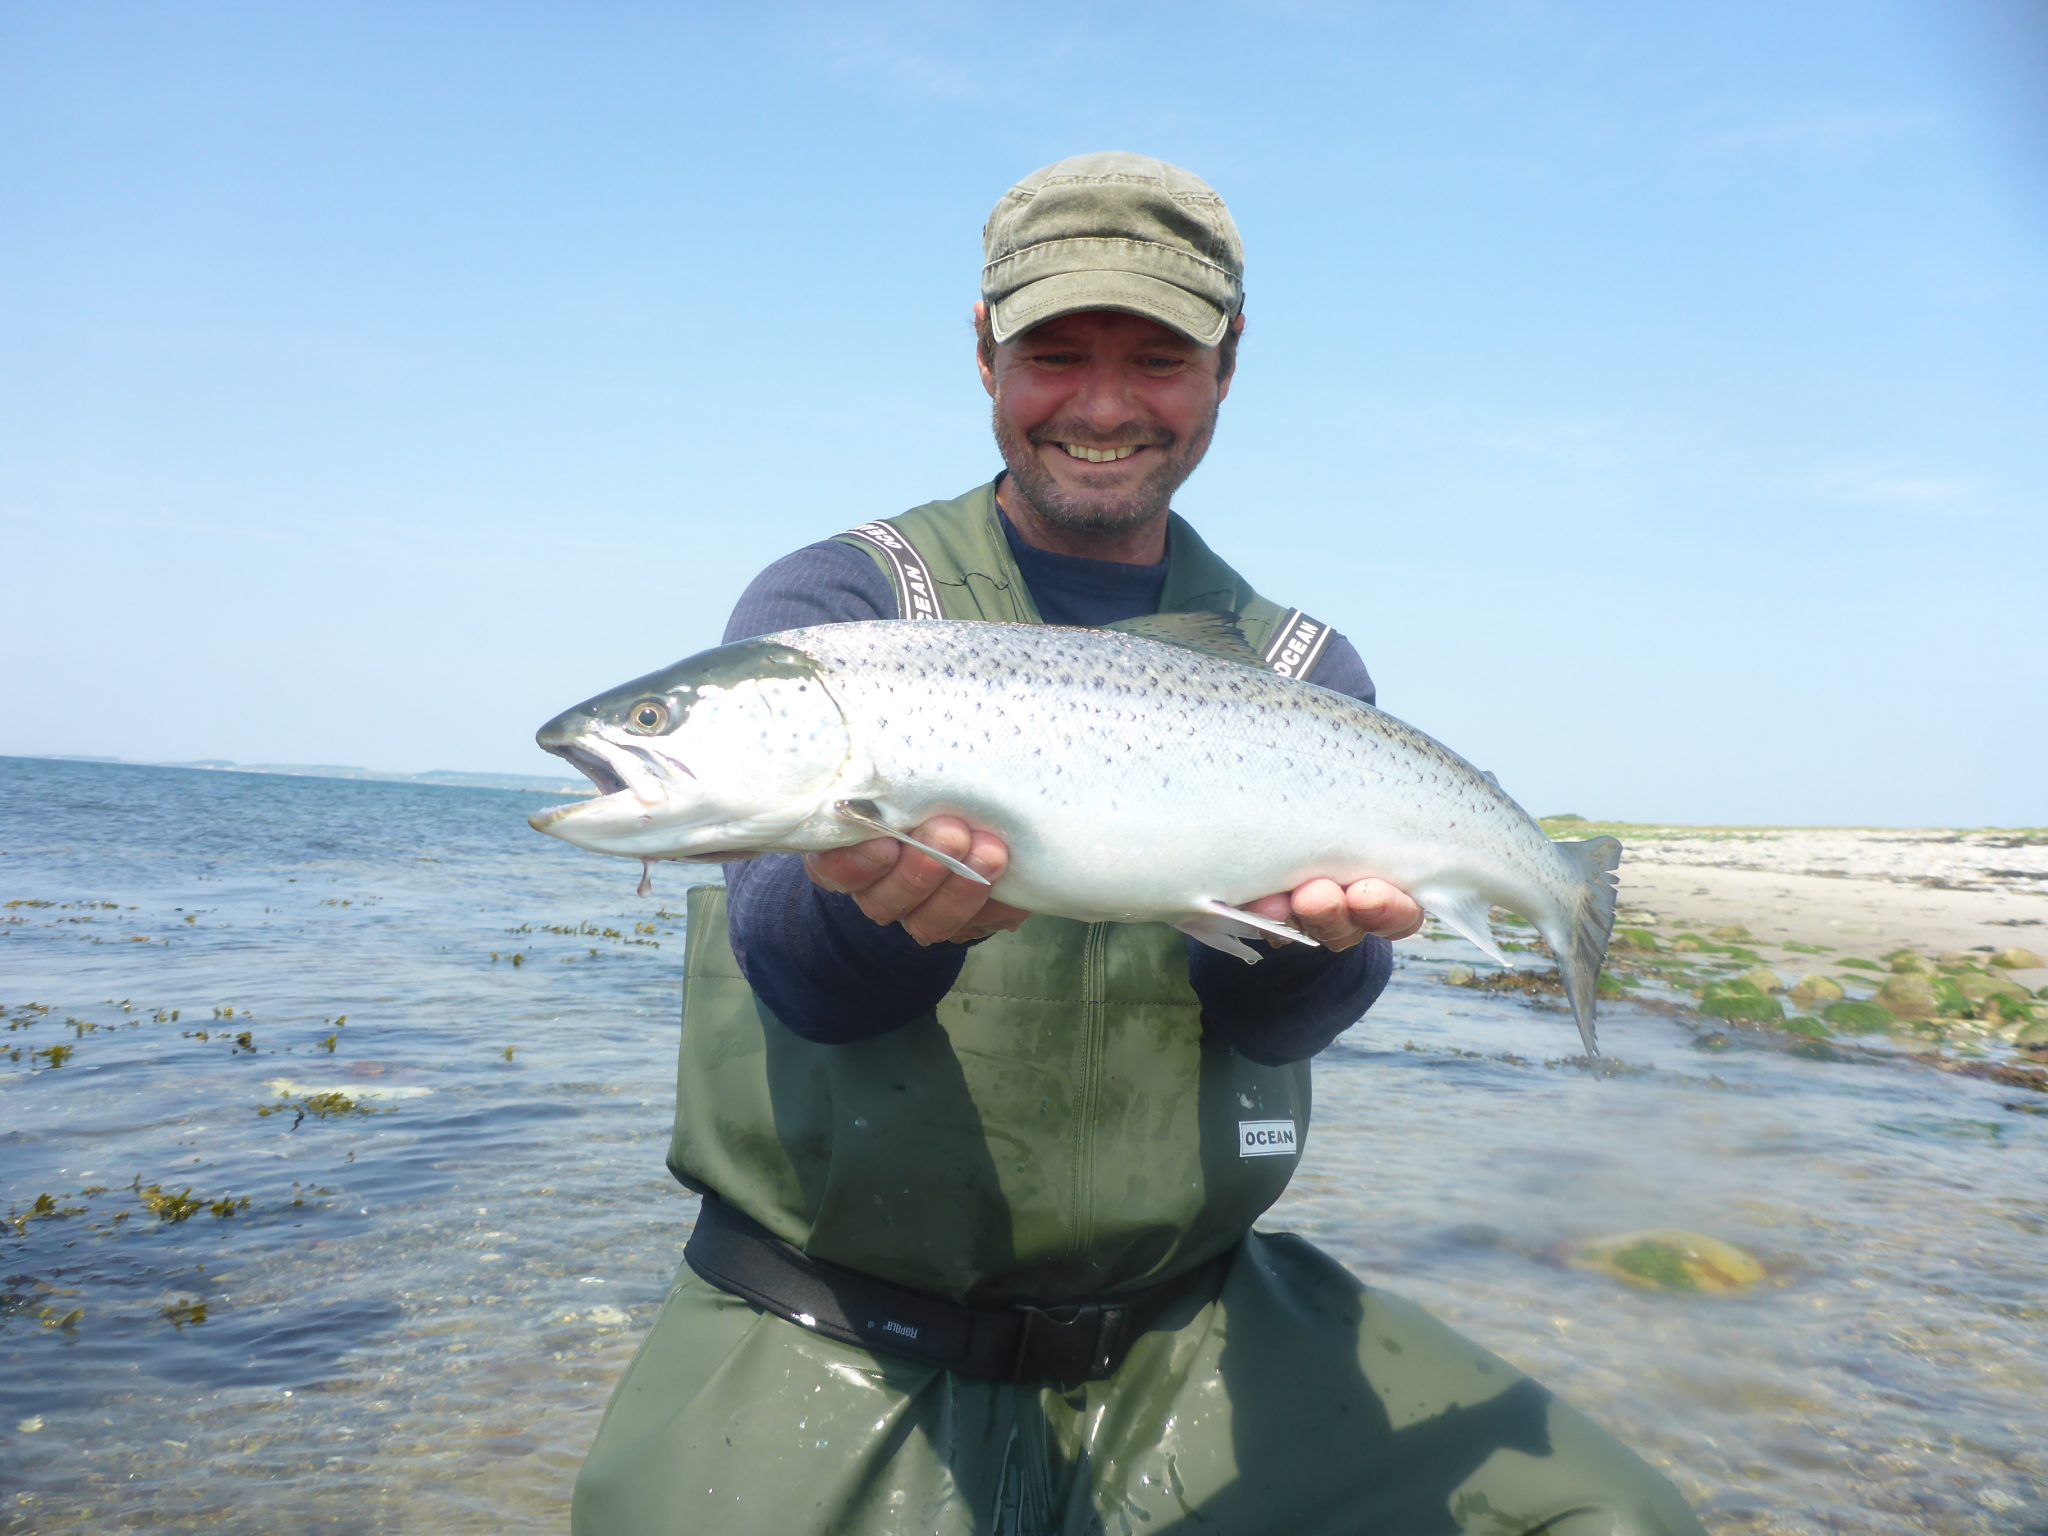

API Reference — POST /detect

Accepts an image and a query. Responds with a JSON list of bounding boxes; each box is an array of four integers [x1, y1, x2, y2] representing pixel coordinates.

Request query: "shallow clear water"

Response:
[[2, 757, 2043, 1533]]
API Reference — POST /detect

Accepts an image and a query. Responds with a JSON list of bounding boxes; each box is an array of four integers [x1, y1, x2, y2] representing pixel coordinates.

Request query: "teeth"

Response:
[[1058, 443, 1139, 464]]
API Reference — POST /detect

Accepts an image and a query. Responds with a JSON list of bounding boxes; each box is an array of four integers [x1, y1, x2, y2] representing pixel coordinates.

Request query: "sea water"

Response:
[[2, 757, 2042, 1533]]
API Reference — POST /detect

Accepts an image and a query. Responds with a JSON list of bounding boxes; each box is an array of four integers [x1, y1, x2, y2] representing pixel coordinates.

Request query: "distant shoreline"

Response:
[[2, 753, 588, 798], [1531, 821, 2048, 1061]]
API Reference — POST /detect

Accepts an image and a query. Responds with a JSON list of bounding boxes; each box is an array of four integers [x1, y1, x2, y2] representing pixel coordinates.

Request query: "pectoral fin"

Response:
[[1174, 899, 1322, 965], [833, 800, 992, 886]]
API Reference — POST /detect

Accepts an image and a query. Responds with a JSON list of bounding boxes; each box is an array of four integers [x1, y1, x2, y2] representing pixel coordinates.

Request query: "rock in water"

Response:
[[1790, 975, 1844, 1007], [1570, 1230, 1765, 1294]]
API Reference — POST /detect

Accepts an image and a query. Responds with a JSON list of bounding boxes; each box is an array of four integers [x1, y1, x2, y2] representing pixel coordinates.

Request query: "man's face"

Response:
[[983, 310, 1233, 539]]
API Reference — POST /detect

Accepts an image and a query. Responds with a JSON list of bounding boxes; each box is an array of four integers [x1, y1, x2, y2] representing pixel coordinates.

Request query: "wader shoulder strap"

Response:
[[837, 521, 945, 622], [833, 484, 1037, 623], [835, 487, 1337, 681]]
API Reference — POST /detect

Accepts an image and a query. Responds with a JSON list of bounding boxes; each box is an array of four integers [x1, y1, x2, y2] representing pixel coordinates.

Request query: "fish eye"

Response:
[[626, 699, 670, 734]]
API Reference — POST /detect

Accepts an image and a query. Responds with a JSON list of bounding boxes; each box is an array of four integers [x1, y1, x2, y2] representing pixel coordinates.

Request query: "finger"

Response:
[[1286, 877, 1360, 949], [977, 898, 1031, 933], [899, 826, 1012, 945], [851, 817, 981, 929], [805, 838, 901, 895], [1244, 894, 1293, 926], [1345, 878, 1426, 941]]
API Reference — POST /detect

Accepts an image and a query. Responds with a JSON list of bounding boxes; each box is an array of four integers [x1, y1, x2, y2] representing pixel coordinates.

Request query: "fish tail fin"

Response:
[[1549, 836, 1623, 1058]]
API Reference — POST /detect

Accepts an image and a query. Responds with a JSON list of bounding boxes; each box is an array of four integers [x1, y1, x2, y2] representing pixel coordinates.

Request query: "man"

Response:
[[572, 153, 1704, 1536]]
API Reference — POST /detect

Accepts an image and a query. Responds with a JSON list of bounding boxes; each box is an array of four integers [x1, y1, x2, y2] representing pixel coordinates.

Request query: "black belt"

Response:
[[684, 1195, 1229, 1385]]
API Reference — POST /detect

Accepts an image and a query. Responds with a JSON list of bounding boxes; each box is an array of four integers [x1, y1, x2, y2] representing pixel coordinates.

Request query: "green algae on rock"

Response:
[[1700, 979, 1784, 1024], [1958, 972, 2029, 1006], [1823, 1001, 1896, 1035], [1993, 948, 2045, 970], [1570, 1230, 1767, 1294]]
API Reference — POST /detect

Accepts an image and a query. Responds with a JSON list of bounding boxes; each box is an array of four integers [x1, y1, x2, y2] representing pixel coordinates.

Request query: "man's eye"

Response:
[[1139, 356, 1186, 373]]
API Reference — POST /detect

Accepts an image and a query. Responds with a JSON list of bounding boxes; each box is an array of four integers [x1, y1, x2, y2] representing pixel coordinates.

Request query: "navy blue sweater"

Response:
[[718, 506, 1394, 1065]]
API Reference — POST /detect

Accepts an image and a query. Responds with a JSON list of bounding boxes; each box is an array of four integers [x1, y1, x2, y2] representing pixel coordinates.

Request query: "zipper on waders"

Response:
[[1067, 921, 1108, 1259]]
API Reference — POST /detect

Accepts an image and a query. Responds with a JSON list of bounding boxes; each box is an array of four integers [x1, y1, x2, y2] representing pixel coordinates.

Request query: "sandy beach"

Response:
[[1608, 826, 2048, 983]]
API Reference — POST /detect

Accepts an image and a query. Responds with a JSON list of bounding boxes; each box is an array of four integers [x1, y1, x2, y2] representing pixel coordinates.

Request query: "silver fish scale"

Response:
[[771, 621, 1576, 927]]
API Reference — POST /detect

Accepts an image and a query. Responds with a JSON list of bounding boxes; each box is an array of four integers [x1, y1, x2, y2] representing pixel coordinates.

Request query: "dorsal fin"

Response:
[[1105, 611, 1263, 667]]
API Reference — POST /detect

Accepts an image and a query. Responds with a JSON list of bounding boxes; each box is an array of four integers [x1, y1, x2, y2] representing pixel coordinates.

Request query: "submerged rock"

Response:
[[1571, 1230, 1766, 1294], [1740, 965, 1785, 995], [1790, 975, 1844, 1007]]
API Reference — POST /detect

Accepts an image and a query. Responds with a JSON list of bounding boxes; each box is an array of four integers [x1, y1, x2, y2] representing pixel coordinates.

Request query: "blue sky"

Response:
[[4, 1, 2043, 825]]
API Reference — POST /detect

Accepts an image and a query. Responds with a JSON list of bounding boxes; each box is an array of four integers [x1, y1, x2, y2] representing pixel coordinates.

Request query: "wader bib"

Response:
[[572, 485, 1706, 1536]]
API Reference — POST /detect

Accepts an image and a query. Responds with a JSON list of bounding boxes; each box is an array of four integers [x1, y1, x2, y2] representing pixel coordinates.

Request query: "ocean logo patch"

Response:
[[1262, 610, 1332, 681], [1238, 1119, 1298, 1158]]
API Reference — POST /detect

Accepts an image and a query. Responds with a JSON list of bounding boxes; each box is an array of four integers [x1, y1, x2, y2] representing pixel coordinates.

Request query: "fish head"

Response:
[[528, 638, 849, 859]]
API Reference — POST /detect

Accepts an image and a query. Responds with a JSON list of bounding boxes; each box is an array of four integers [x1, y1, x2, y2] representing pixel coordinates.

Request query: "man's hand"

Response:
[[804, 816, 1031, 946], [1246, 877, 1424, 954]]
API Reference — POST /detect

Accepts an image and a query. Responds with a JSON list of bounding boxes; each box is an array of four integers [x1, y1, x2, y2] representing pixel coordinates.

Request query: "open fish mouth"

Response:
[[529, 733, 684, 834], [556, 741, 629, 796]]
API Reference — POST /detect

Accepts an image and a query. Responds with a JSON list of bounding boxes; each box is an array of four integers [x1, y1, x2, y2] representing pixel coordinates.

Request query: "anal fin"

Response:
[[833, 800, 992, 886], [1173, 899, 1322, 965], [1419, 888, 1512, 968]]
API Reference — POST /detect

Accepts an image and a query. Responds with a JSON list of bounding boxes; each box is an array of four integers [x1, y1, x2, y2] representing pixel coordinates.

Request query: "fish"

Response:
[[529, 614, 1622, 1054]]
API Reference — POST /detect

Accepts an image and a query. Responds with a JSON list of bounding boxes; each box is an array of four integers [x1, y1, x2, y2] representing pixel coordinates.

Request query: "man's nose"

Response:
[[1071, 360, 1137, 429]]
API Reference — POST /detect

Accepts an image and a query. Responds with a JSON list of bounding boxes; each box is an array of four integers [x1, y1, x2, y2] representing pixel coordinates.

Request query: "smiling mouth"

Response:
[[1055, 442, 1148, 464]]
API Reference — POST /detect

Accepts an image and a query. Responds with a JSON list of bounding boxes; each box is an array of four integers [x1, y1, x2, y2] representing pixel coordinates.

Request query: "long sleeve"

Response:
[[718, 542, 974, 1042]]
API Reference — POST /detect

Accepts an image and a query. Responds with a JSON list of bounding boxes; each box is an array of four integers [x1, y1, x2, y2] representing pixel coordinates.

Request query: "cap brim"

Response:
[[987, 269, 1231, 348]]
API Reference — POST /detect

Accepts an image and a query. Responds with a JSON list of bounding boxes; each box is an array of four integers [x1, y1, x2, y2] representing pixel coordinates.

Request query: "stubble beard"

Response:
[[992, 396, 1220, 537]]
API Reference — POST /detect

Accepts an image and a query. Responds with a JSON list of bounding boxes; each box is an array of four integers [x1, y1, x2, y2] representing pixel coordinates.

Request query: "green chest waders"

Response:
[[571, 486, 1708, 1536]]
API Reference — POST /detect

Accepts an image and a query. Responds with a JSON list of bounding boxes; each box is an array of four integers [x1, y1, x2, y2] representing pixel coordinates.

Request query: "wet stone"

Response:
[[1789, 975, 1844, 1007], [1570, 1230, 1766, 1294], [1876, 975, 1940, 1020]]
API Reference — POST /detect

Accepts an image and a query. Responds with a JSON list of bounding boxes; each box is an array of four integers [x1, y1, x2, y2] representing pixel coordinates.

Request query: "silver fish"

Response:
[[529, 615, 1622, 1053]]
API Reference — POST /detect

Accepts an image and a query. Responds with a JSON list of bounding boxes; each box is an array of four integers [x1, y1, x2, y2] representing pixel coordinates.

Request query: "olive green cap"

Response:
[[981, 152, 1245, 347]]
